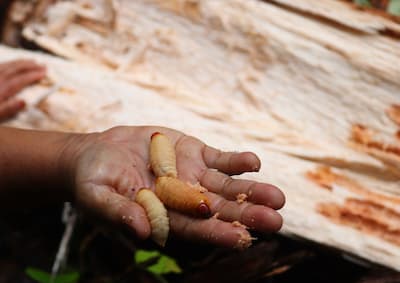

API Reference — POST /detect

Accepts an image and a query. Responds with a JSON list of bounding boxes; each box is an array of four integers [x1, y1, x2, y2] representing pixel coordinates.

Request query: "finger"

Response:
[[78, 184, 151, 239], [0, 59, 45, 80], [169, 211, 254, 249], [0, 69, 46, 101], [202, 145, 261, 175], [0, 98, 25, 122], [208, 193, 283, 233], [201, 170, 285, 209]]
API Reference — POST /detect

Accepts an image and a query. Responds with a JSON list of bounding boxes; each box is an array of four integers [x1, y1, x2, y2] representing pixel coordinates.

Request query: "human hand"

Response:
[[0, 59, 46, 122], [64, 126, 285, 248]]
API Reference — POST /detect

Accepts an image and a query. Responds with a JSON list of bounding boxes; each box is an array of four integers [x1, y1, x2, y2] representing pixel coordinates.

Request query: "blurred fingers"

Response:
[[0, 98, 25, 122], [0, 68, 46, 101], [0, 59, 45, 81]]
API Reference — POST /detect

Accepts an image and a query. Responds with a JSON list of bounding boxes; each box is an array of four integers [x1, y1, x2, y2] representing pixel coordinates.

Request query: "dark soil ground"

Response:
[[1, 205, 399, 283]]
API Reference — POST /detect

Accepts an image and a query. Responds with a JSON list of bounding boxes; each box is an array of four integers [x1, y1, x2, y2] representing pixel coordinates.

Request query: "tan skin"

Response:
[[72, 126, 285, 247], [0, 60, 285, 249]]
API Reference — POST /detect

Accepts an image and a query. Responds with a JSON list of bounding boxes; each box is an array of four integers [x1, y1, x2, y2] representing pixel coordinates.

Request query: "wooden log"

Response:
[[7, 0, 400, 270]]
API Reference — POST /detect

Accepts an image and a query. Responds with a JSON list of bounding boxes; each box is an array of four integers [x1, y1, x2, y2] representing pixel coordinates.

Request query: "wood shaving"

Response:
[[234, 231, 253, 250], [212, 212, 220, 219], [236, 193, 248, 204], [232, 220, 248, 229], [190, 182, 208, 193]]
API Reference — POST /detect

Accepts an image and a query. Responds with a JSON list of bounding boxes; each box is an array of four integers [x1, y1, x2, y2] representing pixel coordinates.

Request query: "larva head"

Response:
[[197, 201, 211, 218], [151, 132, 162, 140]]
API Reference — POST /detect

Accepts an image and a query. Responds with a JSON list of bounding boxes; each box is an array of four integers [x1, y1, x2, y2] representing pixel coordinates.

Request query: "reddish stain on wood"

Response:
[[386, 104, 400, 127], [307, 166, 400, 246]]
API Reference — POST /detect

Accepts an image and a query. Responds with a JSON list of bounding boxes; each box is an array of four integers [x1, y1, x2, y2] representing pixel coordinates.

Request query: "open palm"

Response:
[[71, 126, 284, 248]]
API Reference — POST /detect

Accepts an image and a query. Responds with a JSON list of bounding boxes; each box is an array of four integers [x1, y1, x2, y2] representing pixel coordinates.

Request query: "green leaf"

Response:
[[26, 268, 51, 283], [52, 272, 80, 283], [25, 267, 79, 283], [147, 255, 182, 275], [388, 0, 400, 15], [134, 249, 182, 276], [134, 249, 161, 264], [354, 0, 372, 7]]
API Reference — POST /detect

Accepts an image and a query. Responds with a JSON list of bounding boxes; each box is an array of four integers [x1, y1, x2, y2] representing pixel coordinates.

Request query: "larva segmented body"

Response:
[[150, 132, 178, 178], [155, 176, 211, 217], [135, 188, 169, 246]]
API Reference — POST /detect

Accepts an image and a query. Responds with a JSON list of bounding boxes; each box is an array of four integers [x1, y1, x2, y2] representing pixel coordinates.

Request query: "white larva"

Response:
[[135, 188, 169, 246], [150, 132, 178, 178]]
